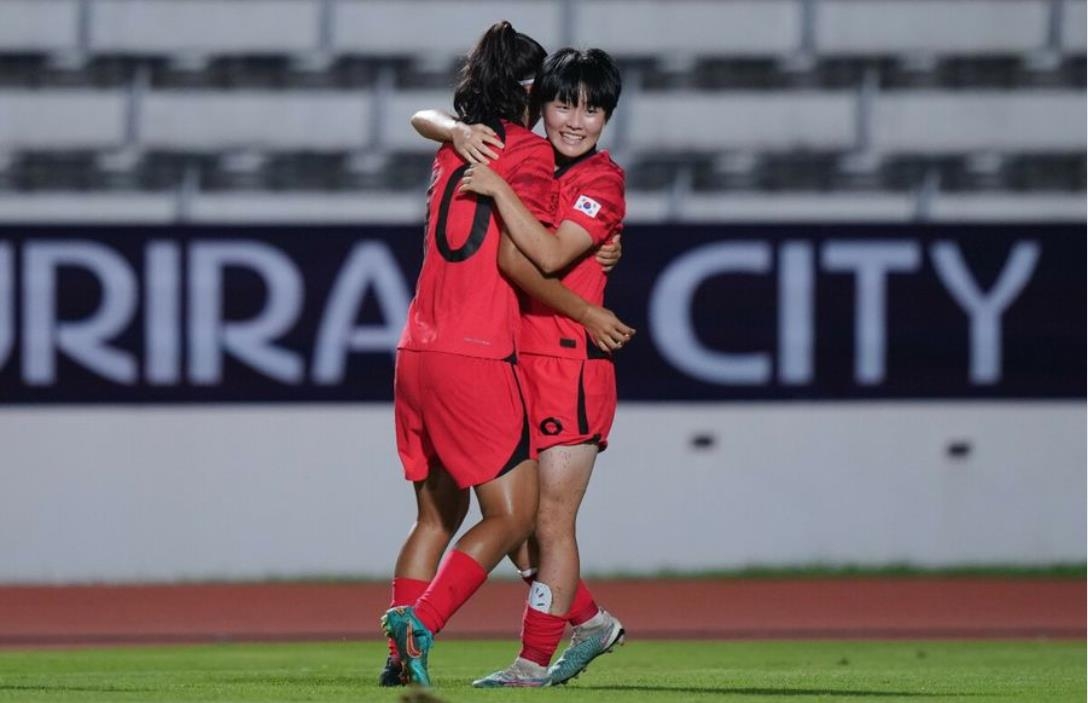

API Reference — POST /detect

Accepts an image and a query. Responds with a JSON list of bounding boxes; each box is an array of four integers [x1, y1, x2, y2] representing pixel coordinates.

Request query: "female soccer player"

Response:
[[380, 24, 631, 688], [414, 47, 630, 687]]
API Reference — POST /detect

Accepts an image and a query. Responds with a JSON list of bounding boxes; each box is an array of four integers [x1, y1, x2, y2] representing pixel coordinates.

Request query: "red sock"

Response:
[[566, 580, 599, 626], [518, 605, 567, 667], [413, 550, 487, 635], [387, 577, 428, 658]]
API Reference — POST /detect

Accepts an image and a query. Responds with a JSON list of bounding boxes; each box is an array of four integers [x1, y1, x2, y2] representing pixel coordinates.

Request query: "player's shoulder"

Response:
[[566, 151, 625, 197], [589, 150, 625, 186], [498, 122, 553, 171], [562, 150, 622, 182], [501, 122, 550, 153]]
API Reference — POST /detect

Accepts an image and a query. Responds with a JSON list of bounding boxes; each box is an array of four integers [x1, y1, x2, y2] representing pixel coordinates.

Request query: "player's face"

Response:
[[542, 89, 607, 160]]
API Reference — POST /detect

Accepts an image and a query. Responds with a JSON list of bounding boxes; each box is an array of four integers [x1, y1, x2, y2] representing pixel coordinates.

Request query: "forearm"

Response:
[[499, 233, 635, 353], [499, 235, 590, 323], [491, 183, 568, 274], [410, 109, 457, 143]]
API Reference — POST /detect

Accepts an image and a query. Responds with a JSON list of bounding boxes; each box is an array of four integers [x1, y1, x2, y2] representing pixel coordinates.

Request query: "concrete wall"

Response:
[[1, 401, 1081, 583]]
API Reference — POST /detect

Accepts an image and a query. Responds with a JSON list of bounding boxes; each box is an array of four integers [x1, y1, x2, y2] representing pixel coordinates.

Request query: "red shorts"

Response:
[[520, 354, 616, 453], [394, 350, 533, 488]]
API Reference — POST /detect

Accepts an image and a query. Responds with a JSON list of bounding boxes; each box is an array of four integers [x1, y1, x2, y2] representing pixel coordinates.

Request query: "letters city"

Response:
[[0, 235, 1041, 391]]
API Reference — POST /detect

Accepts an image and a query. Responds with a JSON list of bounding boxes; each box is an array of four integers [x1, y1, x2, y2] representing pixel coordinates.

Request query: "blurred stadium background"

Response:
[[0, 0, 1084, 222], [0, 0, 1083, 596]]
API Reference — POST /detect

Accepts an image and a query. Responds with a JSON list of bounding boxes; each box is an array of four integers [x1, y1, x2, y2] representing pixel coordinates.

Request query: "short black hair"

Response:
[[532, 48, 622, 120]]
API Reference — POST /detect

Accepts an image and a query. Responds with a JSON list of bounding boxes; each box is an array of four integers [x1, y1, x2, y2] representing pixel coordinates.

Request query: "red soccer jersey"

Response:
[[518, 149, 626, 359], [398, 120, 556, 359]]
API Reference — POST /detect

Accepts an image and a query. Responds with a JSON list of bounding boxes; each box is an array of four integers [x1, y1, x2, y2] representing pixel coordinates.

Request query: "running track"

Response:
[[1, 578, 1082, 647]]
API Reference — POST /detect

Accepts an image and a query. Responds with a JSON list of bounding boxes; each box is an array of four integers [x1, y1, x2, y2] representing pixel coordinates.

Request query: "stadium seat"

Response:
[[624, 92, 857, 152], [0, 0, 1082, 222], [89, 0, 320, 60], [571, 1, 800, 61], [1060, 0, 1087, 53], [0, 90, 127, 149], [870, 90, 1086, 154], [815, 1, 1050, 56], [138, 91, 371, 151], [331, 1, 562, 67], [0, 0, 80, 54]]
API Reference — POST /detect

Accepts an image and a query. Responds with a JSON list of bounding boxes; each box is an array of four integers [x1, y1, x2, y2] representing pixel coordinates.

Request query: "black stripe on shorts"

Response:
[[496, 361, 531, 478]]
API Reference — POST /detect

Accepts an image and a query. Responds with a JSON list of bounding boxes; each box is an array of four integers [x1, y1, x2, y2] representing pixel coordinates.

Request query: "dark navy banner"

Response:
[[0, 224, 1082, 403]]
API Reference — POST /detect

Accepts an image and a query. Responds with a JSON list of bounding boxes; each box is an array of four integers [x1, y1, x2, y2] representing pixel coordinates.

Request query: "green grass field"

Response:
[[0, 640, 1082, 702]]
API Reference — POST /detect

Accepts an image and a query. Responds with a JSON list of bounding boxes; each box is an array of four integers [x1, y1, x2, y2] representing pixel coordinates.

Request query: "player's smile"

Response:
[[543, 91, 607, 160]]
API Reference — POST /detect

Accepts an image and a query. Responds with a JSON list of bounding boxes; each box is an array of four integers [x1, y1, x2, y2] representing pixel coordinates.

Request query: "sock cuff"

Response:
[[519, 605, 568, 667], [414, 549, 489, 635], [390, 576, 429, 607], [566, 580, 599, 626], [450, 549, 487, 579]]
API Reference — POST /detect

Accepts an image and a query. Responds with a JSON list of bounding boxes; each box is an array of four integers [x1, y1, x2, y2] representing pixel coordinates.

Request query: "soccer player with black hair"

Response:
[[380, 25, 631, 688], [414, 46, 631, 687]]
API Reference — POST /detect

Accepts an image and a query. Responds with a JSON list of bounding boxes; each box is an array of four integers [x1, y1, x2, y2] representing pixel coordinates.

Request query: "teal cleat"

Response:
[[380, 606, 434, 687], [547, 609, 625, 686], [472, 657, 550, 688]]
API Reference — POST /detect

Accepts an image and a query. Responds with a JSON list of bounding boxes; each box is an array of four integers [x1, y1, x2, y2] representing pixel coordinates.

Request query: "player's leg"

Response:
[[383, 353, 538, 686], [534, 444, 597, 611], [413, 457, 539, 633], [395, 466, 471, 580], [382, 349, 440, 685], [507, 537, 539, 583], [542, 449, 624, 686], [501, 455, 600, 623], [381, 465, 468, 685], [516, 444, 599, 671], [474, 465, 620, 689], [385, 458, 538, 686], [383, 350, 471, 685], [535, 359, 623, 685], [473, 444, 597, 688], [471, 538, 553, 687]]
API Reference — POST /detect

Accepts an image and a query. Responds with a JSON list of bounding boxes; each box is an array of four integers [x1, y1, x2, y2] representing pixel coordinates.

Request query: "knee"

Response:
[[495, 510, 535, 552], [534, 512, 574, 546], [416, 509, 465, 538]]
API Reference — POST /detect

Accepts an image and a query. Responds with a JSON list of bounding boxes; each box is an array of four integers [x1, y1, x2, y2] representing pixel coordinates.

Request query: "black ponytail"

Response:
[[453, 21, 547, 125]]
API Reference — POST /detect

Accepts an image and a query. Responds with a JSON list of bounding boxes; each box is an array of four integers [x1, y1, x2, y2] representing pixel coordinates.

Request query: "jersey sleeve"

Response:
[[504, 139, 557, 226], [558, 169, 625, 246]]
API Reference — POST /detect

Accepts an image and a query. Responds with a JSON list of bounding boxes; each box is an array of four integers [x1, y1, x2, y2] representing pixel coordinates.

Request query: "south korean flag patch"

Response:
[[573, 194, 602, 219]]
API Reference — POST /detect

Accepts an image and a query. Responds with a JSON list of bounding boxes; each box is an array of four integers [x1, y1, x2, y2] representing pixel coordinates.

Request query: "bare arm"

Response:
[[462, 163, 591, 274], [413, 112, 621, 271], [410, 109, 504, 163], [497, 233, 634, 352]]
